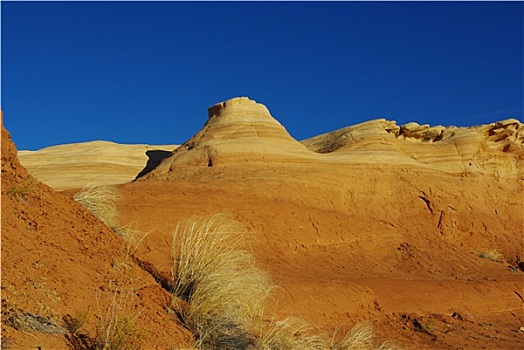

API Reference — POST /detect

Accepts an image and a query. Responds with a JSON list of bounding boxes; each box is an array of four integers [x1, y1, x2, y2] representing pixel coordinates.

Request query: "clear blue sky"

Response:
[[2, 1, 523, 151]]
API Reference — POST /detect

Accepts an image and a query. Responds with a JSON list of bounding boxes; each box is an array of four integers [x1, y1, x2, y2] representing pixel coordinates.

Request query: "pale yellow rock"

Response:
[[147, 97, 317, 177], [18, 97, 523, 190], [18, 141, 178, 190], [302, 117, 523, 176]]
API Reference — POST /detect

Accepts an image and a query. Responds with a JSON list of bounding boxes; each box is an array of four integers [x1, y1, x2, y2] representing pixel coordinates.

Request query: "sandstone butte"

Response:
[[4, 97, 524, 349]]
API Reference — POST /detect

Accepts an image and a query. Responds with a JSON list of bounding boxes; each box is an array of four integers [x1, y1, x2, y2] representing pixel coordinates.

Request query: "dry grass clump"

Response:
[[330, 322, 398, 350], [479, 249, 503, 262], [5, 178, 40, 203], [64, 291, 144, 350], [170, 214, 273, 348], [255, 317, 326, 350], [74, 184, 120, 229], [256, 319, 398, 350], [93, 290, 144, 350]]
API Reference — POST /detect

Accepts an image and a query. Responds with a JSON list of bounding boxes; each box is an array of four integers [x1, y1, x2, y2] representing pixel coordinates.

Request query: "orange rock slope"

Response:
[[8, 97, 524, 349], [124, 97, 523, 348], [1, 114, 192, 349]]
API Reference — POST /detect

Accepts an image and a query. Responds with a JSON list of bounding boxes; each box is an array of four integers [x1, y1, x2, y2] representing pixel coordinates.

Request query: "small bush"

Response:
[[74, 184, 120, 229]]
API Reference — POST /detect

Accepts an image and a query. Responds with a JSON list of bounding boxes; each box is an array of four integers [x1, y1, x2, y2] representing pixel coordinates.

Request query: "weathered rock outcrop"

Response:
[[18, 98, 523, 187], [302, 118, 523, 176], [144, 97, 316, 178]]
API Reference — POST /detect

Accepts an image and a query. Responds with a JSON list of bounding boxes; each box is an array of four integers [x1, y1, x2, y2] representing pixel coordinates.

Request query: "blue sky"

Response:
[[2, 1, 523, 151]]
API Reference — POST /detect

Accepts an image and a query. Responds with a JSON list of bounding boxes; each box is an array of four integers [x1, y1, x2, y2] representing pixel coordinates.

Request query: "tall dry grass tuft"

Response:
[[255, 317, 326, 350], [330, 323, 400, 350], [93, 289, 144, 350], [169, 214, 400, 350], [74, 184, 120, 229], [330, 323, 374, 350], [255, 318, 400, 350], [171, 214, 274, 348]]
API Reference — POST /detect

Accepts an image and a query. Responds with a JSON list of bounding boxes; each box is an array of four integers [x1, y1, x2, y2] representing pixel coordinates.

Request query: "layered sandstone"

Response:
[[144, 97, 316, 178], [302, 118, 523, 176], [116, 99, 523, 349], [6, 98, 524, 349], [18, 141, 178, 190], [19, 98, 523, 188], [142, 97, 523, 181]]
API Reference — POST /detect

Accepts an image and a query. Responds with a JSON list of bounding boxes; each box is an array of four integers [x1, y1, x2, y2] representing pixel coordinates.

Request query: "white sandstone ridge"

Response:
[[302, 118, 523, 175], [18, 141, 179, 190], [144, 97, 317, 177], [146, 96, 523, 178]]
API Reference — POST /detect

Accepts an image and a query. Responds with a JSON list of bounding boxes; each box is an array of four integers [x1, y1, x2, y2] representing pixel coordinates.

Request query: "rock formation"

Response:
[[140, 97, 523, 181], [144, 97, 316, 178], [302, 118, 523, 176], [19, 97, 523, 186], [7, 99, 524, 349], [18, 141, 178, 190]]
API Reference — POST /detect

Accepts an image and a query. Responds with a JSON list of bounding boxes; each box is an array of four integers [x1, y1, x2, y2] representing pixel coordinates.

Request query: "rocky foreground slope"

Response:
[[9, 97, 524, 348], [1, 115, 192, 349]]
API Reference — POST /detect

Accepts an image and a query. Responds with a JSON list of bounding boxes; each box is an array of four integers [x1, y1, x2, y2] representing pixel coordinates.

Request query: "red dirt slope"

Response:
[[1, 114, 192, 349]]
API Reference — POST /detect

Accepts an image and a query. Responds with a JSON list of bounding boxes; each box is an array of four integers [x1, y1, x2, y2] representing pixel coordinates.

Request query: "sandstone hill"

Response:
[[18, 141, 178, 190], [142, 96, 522, 179], [8, 97, 524, 349], [302, 117, 523, 175], [127, 97, 523, 348]]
